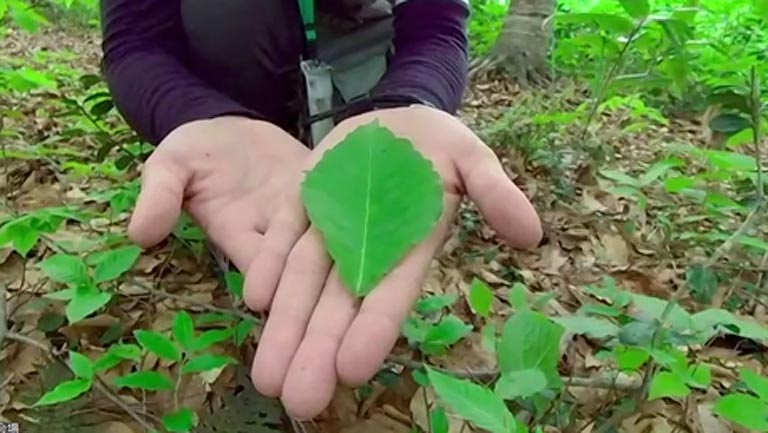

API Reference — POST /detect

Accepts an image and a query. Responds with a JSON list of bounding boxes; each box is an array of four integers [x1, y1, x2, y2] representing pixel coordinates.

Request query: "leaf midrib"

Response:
[[355, 141, 374, 292]]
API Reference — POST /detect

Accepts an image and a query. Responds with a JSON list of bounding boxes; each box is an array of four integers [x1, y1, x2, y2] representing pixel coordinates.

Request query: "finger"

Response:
[[244, 187, 308, 312], [128, 154, 190, 248], [336, 220, 449, 387], [459, 143, 542, 249], [250, 227, 332, 397], [280, 267, 358, 419], [207, 225, 264, 273]]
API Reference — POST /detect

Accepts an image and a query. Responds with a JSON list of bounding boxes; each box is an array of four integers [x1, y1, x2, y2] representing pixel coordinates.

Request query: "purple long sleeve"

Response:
[[100, 0, 262, 145], [374, 0, 470, 114], [100, 0, 469, 145]]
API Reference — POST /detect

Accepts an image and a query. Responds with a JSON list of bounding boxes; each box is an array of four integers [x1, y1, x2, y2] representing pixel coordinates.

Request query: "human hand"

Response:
[[244, 105, 542, 419], [127, 116, 309, 272]]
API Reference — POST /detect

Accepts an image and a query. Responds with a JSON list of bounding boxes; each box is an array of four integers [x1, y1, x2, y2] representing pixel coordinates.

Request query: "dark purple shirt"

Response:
[[100, 0, 470, 145]]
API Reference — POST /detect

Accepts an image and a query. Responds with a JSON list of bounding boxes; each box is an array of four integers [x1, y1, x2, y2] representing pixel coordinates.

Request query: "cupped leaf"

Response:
[[426, 367, 517, 433], [114, 371, 174, 391], [34, 378, 92, 406], [134, 330, 182, 362], [301, 121, 444, 297]]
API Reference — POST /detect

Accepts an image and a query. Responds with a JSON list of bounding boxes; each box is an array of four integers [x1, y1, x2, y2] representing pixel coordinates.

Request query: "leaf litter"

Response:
[[2, 21, 767, 433]]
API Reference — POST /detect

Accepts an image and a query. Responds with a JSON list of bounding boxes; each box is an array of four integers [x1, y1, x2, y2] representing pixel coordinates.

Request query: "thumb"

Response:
[[458, 143, 543, 249], [127, 152, 190, 248]]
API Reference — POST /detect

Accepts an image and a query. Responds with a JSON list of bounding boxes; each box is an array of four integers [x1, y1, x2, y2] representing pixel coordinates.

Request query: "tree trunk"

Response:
[[473, 0, 556, 86]]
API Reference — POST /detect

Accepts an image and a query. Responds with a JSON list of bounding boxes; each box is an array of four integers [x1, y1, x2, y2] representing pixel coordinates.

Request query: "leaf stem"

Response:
[[384, 355, 642, 391], [580, 16, 648, 140]]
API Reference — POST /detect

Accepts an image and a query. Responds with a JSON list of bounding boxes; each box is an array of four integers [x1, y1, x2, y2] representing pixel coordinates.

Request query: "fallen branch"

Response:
[[127, 278, 262, 324], [384, 355, 642, 392]]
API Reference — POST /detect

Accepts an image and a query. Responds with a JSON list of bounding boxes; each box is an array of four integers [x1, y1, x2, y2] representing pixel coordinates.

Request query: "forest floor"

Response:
[[1, 21, 766, 433]]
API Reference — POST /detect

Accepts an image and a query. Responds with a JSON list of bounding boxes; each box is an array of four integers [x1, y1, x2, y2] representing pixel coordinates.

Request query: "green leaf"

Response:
[[481, 323, 497, 354], [134, 330, 182, 362], [415, 294, 458, 315], [45, 288, 75, 301], [426, 368, 517, 433], [640, 158, 684, 186], [430, 406, 450, 433], [109, 343, 142, 360], [301, 121, 444, 297], [709, 113, 751, 134], [114, 371, 174, 391], [173, 311, 196, 352], [88, 245, 142, 283], [615, 346, 650, 371], [182, 354, 237, 374], [705, 150, 757, 172], [741, 368, 768, 401], [33, 378, 92, 406], [421, 315, 473, 354], [648, 371, 690, 400], [618, 0, 650, 19], [552, 316, 619, 339], [509, 283, 528, 309], [498, 310, 564, 388], [189, 328, 235, 352], [664, 176, 695, 193], [686, 266, 718, 305], [39, 254, 90, 286], [630, 294, 693, 331], [687, 364, 711, 389], [224, 271, 244, 299], [69, 351, 94, 380], [234, 319, 257, 346], [692, 309, 768, 343], [494, 369, 548, 400], [66, 288, 112, 323], [713, 393, 768, 431], [727, 128, 755, 147], [163, 407, 198, 433], [468, 278, 494, 318]]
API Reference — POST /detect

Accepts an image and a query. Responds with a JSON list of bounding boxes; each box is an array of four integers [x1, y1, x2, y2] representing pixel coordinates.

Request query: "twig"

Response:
[[4, 331, 157, 432], [0, 284, 7, 348], [383, 355, 642, 391], [127, 278, 261, 324]]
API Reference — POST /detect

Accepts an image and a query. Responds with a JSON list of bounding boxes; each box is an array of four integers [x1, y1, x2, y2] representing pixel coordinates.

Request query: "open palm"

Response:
[[127, 116, 309, 272]]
